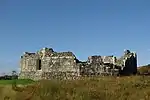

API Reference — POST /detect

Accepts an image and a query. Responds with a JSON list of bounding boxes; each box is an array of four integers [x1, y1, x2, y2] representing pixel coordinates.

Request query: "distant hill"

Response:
[[138, 64, 150, 75]]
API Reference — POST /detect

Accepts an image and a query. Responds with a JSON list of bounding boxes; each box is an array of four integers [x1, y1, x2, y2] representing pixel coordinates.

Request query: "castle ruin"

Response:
[[19, 48, 137, 80]]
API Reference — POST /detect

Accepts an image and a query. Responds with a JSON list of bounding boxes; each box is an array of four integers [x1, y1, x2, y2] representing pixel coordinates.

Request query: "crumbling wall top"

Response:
[[124, 49, 131, 55], [37, 47, 54, 58], [102, 56, 114, 64], [21, 52, 38, 59], [88, 56, 103, 64], [116, 49, 137, 67], [87, 55, 115, 64], [50, 51, 76, 58]]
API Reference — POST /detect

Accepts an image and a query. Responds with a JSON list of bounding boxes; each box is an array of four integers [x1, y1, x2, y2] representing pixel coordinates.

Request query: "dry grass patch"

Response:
[[1, 76, 150, 100]]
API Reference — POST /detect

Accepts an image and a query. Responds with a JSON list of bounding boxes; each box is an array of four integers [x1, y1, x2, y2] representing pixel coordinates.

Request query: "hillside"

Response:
[[138, 64, 150, 75]]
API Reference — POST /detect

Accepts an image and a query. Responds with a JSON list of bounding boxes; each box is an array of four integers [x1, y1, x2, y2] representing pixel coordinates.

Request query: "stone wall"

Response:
[[19, 52, 40, 79], [19, 49, 80, 80], [42, 52, 77, 72], [20, 52, 39, 71], [41, 52, 80, 79], [81, 56, 119, 76], [79, 50, 137, 76]]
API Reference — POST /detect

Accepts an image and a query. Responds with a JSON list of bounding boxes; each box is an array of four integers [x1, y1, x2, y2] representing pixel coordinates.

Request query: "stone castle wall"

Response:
[[41, 52, 80, 80], [19, 48, 80, 80], [19, 48, 137, 80]]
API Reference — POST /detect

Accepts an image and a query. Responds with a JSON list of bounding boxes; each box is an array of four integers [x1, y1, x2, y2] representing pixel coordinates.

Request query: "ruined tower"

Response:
[[119, 50, 137, 75]]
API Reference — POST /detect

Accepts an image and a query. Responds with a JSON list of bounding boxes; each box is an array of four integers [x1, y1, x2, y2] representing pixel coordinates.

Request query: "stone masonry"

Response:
[[19, 48, 137, 80]]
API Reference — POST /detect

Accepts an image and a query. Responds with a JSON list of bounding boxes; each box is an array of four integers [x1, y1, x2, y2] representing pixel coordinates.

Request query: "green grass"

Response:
[[0, 79, 35, 85]]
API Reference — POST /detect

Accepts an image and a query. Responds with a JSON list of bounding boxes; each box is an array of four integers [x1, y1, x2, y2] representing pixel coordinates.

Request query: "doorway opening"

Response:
[[37, 59, 41, 70]]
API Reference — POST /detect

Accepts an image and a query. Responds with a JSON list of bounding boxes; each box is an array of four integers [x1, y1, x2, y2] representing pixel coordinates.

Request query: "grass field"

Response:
[[1, 76, 150, 100]]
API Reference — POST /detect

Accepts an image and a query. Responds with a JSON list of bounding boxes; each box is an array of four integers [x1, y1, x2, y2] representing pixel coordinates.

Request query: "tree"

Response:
[[12, 70, 18, 79]]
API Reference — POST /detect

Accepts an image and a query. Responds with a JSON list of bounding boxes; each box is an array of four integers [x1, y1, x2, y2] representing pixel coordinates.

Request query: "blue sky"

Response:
[[0, 0, 150, 73]]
